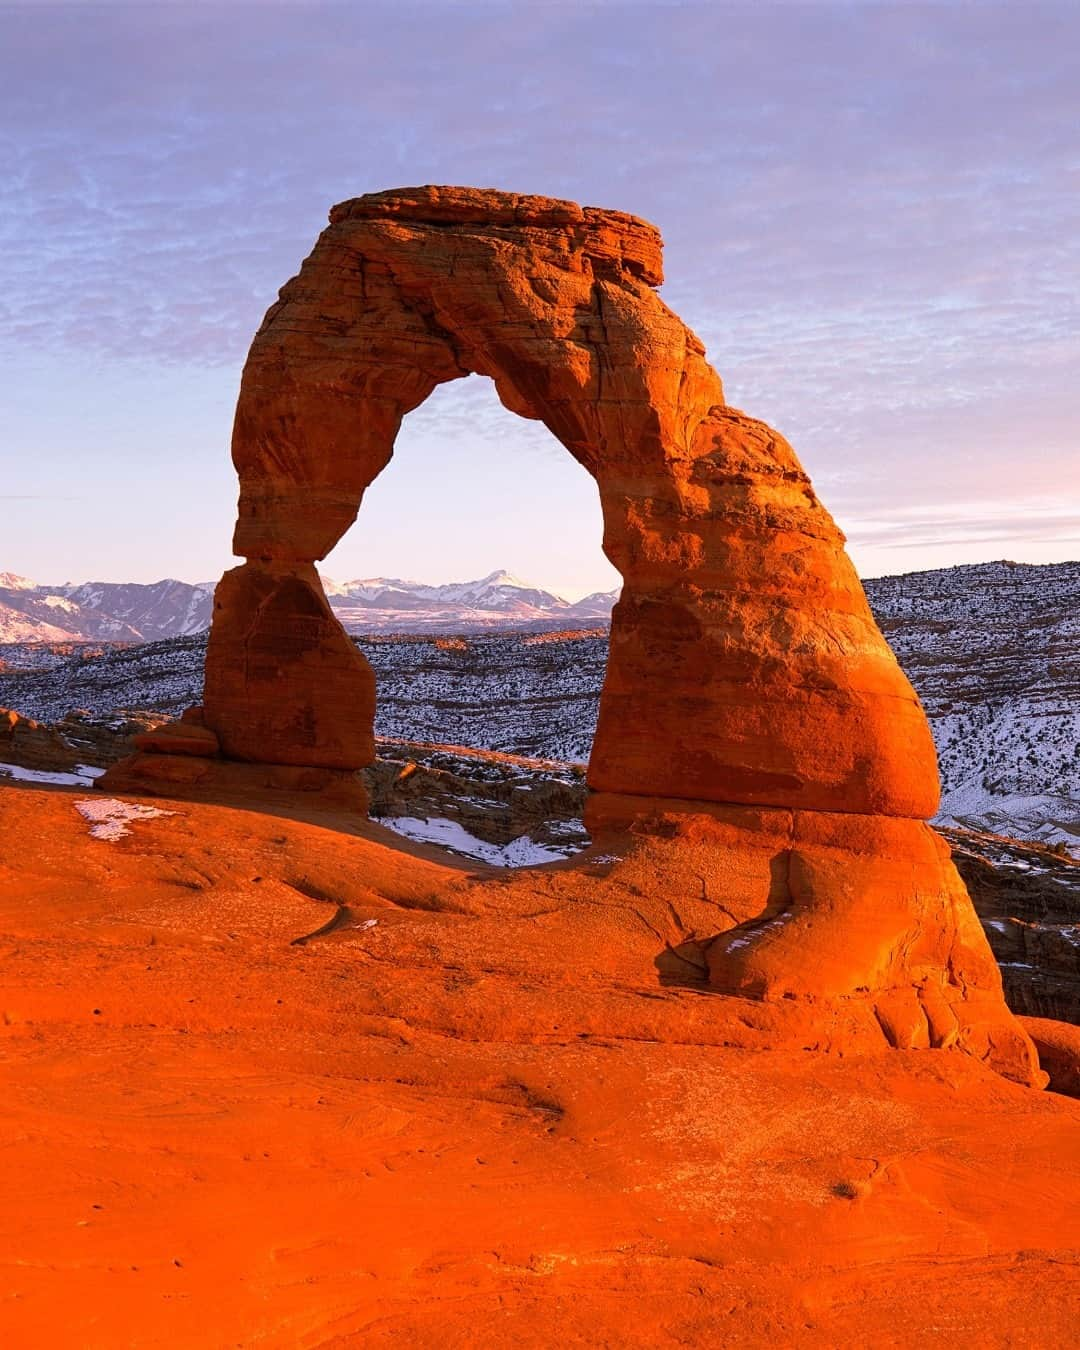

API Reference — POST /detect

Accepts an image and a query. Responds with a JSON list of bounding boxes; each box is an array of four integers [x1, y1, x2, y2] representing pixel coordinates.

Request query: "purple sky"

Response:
[[3, 1, 1078, 597]]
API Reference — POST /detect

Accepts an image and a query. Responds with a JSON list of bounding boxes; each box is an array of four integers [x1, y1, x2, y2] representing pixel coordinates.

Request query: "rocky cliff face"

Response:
[[946, 828, 1080, 1022]]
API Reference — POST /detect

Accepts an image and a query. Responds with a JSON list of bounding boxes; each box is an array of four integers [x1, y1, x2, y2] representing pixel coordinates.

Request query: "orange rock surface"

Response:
[[205, 561, 375, 768], [205, 185, 937, 818], [2, 781, 1078, 1346], [1022, 1016, 1080, 1097], [101, 186, 1027, 1086]]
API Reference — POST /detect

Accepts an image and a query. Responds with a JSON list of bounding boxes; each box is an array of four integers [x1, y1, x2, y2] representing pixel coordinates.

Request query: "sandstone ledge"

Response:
[[1, 781, 1077, 1346]]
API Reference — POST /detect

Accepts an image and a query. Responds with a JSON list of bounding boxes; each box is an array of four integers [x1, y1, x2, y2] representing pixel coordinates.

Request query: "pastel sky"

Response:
[[2, 1, 1078, 598]]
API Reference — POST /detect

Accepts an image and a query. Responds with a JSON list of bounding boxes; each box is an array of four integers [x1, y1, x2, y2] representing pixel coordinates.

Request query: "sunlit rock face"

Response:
[[198, 186, 1041, 1086], [207, 185, 936, 815]]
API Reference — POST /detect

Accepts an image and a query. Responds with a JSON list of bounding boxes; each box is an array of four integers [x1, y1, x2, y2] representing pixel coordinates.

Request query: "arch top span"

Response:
[[230, 185, 692, 568], [209, 184, 939, 820], [327, 185, 666, 285]]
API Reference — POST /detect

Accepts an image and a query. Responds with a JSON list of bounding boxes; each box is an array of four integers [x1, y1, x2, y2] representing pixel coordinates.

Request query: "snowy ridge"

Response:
[[0, 577, 214, 642], [865, 560, 1079, 848], [0, 569, 618, 641], [1, 559, 1076, 850], [323, 569, 618, 630]]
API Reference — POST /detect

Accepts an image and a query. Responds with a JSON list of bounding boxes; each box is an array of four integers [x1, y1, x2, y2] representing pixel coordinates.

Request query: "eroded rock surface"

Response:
[[1, 707, 80, 775], [2, 782, 1078, 1346], [205, 185, 936, 817], [172, 186, 1038, 1081], [205, 563, 374, 768]]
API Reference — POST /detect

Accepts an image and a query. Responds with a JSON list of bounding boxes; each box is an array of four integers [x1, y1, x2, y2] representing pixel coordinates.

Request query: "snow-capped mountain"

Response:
[[0, 570, 619, 640], [325, 569, 618, 630], [0, 577, 215, 642], [0, 572, 39, 592]]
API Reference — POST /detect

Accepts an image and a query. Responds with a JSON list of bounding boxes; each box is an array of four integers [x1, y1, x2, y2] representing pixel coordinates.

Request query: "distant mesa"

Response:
[[100, 185, 1045, 1086]]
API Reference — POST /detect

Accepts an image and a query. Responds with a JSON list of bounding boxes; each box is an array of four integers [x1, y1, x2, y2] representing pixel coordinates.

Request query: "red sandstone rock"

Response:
[[584, 793, 1044, 1087], [99, 751, 369, 812], [204, 562, 374, 769], [1021, 1016, 1080, 1098], [206, 185, 937, 817], [1, 706, 79, 775], [194, 186, 1035, 1085], [1, 782, 1078, 1346], [133, 722, 220, 757], [106, 753, 213, 787]]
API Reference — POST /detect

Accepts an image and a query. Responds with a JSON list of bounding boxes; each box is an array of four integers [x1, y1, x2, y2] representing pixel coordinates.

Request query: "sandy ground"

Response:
[[1, 780, 1078, 1347]]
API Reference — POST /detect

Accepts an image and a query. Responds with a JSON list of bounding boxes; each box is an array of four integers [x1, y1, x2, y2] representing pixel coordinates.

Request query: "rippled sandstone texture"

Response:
[[189, 186, 1042, 1084], [2, 783, 1079, 1346]]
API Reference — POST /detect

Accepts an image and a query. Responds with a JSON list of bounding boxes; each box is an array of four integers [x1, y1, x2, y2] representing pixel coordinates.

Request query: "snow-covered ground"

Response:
[[0, 763, 105, 787], [377, 815, 578, 867], [1, 559, 1077, 851], [867, 560, 1079, 850]]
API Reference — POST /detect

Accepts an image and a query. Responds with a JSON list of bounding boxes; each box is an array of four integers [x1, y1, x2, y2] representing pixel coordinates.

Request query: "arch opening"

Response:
[[313, 375, 621, 868]]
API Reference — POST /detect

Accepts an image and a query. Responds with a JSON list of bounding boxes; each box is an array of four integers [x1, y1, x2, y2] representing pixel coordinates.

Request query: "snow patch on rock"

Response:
[[75, 797, 174, 841], [378, 814, 577, 868]]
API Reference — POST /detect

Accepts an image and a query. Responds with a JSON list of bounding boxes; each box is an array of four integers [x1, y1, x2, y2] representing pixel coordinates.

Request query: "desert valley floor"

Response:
[[2, 779, 1079, 1347]]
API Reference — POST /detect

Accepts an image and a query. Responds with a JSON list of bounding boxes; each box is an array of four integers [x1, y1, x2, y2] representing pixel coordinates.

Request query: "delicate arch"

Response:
[[131, 186, 1043, 1087], [204, 185, 938, 818]]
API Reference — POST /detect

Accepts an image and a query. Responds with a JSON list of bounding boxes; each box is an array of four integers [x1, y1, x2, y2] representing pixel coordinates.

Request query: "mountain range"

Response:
[[0, 569, 619, 642]]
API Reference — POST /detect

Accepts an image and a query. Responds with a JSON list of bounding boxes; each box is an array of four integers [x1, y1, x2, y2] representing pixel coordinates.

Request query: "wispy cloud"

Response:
[[846, 499, 1080, 548], [1, 3, 1076, 586]]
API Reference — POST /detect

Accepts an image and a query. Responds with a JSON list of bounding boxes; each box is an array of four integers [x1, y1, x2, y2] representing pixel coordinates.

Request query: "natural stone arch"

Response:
[[203, 185, 938, 819], [171, 187, 1045, 1087]]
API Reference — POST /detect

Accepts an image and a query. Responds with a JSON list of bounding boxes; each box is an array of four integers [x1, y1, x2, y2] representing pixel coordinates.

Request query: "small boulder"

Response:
[[133, 721, 220, 758], [1021, 1016, 1080, 1098]]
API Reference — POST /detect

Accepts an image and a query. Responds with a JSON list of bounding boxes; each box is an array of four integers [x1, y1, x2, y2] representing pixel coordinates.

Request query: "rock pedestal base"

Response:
[[585, 792, 1045, 1087], [98, 751, 369, 814]]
